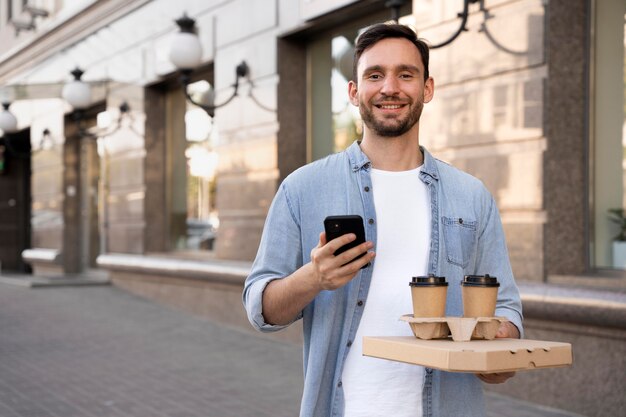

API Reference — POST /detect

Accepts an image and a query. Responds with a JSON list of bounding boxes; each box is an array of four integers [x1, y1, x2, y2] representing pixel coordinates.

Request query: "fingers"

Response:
[[324, 232, 359, 254], [476, 371, 516, 384], [496, 321, 520, 339], [314, 233, 372, 265], [478, 323, 519, 384], [319, 231, 327, 247], [310, 234, 375, 291]]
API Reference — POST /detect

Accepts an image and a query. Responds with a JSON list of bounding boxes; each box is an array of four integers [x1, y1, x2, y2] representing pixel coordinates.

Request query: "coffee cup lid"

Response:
[[410, 275, 448, 287], [462, 274, 500, 287]]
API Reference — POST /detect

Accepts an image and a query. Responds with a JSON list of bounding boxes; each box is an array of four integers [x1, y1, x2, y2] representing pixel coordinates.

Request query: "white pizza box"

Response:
[[362, 336, 573, 373]]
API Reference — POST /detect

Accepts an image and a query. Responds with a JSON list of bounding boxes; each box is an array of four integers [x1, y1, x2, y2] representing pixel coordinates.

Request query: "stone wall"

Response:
[[419, 0, 548, 282]]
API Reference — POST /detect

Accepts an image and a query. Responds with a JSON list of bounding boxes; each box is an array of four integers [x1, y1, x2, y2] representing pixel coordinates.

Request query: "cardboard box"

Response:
[[362, 337, 573, 373]]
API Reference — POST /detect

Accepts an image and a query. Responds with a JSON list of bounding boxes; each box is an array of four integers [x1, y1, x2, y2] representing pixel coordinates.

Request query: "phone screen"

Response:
[[324, 215, 367, 264]]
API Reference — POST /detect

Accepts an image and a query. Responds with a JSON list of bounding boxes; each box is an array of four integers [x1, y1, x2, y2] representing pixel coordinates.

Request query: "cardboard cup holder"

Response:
[[400, 315, 508, 342]]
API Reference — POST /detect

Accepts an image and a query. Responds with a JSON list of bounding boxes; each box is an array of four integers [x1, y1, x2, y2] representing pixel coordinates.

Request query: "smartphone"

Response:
[[324, 215, 367, 265]]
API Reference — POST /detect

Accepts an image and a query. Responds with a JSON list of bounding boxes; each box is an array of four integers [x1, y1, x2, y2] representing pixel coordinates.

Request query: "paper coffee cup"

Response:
[[409, 275, 448, 318], [461, 274, 500, 317]]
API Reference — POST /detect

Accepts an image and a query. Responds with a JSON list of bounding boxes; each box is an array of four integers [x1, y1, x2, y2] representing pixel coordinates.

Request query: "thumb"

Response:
[[319, 231, 327, 247]]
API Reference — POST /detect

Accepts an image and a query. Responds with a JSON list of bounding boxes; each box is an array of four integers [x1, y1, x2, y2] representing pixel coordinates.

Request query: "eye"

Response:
[[399, 73, 414, 80], [367, 73, 383, 80]]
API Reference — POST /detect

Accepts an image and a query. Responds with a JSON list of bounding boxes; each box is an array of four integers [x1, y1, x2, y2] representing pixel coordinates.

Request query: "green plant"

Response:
[[608, 208, 626, 241]]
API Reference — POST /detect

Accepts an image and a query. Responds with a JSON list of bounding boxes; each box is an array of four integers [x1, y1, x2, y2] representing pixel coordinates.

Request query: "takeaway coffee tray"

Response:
[[400, 315, 509, 341]]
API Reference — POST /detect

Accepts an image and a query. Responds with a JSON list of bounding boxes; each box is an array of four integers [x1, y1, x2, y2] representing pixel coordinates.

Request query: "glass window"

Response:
[[165, 78, 219, 253], [307, 10, 406, 162], [184, 80, 219, 251], [591, 1, 626, 270]]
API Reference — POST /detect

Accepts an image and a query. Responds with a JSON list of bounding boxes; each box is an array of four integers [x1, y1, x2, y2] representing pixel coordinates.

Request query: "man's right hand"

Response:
[[310, 232, 375, 291], [261, 232, 374, 326]]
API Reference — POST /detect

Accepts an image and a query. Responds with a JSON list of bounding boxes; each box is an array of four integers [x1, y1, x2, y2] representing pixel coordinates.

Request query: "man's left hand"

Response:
[[476, 321, 520, 384]]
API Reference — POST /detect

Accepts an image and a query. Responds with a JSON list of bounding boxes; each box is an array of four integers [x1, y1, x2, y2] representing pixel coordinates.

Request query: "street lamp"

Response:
[[169, 14, 203, 70], [60, 68, 137, 140], [61, 68, 92, 111], [0, 102, 31, 163], [0, 102, 18, 135], [169, 14, 263, 118]]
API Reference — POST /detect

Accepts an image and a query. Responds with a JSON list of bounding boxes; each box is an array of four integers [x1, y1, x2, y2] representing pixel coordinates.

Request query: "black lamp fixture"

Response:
[[91, 100, 141, 139], [61, 68, 136, 139], [169, 14, 274, 118], [477, 0, 528, 56], [426, 0, 481, 49], [385, 0, 475, 48], [396, 0, 528, 53]]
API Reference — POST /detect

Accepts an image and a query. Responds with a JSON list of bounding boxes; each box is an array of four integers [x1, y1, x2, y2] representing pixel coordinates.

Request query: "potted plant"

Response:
[[609, 208, 626, 268]]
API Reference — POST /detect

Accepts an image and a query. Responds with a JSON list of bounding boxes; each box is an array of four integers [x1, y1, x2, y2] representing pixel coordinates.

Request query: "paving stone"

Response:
[[0, 280, 583, 417]]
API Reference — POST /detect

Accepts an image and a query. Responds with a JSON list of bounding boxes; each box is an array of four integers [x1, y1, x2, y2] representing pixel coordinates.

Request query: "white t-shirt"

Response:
[[342, 166, 431, 417]]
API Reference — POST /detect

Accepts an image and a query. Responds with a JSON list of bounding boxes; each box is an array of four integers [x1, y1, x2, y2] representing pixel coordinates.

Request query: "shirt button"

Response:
[[459, 218, 463, 224], [364, 186, 370, 192], [357, 300, 364, 306], [347, 340, 352, 347], [368, 218, 374, 225], [338, 381, 342, 387]]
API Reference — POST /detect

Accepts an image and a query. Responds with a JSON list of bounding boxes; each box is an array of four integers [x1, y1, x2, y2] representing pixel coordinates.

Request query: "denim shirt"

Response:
[[243, 141, 523, 417]]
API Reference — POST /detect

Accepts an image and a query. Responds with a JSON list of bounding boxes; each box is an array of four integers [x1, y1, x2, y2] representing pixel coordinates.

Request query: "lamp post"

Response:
[[169, 14, 203, 71], [61, 68, 92, 112], [169, 14, 249, 118]]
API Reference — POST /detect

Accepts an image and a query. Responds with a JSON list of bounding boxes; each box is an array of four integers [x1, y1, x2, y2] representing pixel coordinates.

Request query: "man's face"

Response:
[[349, 37, 434, 138]]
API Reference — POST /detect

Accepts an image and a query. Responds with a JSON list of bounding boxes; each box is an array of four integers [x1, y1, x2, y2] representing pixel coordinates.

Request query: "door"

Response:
[[0, 129, 31, 273]]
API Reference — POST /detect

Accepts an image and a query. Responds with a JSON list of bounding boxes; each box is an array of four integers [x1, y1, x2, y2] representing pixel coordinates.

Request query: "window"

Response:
[[590, 0, 626, 270], [306, 10, 407, 162], [183, 80, 219, 251], [166, 78, 219, 253]]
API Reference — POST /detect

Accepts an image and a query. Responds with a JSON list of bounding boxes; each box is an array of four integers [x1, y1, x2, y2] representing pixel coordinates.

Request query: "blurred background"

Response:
[[0, 1, 624, 416]]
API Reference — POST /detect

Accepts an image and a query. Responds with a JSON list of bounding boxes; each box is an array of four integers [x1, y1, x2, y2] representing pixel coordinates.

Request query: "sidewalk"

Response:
[[0, 280, 583, 417]]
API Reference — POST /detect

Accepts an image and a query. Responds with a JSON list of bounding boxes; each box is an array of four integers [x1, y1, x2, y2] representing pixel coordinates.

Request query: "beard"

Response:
[[359, 96, 424, 137]]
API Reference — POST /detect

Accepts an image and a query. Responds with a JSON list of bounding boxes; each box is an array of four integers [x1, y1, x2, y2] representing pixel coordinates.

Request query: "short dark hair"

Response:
[[353, 23, 429, 82]]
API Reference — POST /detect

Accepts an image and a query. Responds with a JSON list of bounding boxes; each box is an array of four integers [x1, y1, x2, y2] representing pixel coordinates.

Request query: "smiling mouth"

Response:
[[376, 104, 405, 110]]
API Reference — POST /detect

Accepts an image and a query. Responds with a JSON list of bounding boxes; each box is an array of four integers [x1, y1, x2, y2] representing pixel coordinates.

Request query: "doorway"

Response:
[[0, 128, 32, 273]]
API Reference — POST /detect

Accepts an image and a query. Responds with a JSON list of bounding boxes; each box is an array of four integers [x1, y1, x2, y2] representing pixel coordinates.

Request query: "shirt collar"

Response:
[[346, 141, 439, 181], [420, 146, 439, 181], [347, 141, 371, 172]]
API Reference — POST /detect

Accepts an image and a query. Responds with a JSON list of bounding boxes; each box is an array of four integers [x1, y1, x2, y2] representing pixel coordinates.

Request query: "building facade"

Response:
[[0, 1, 624, 415]]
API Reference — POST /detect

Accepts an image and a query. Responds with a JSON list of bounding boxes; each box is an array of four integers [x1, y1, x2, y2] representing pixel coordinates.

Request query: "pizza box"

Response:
[[362, 336, 573, 373]]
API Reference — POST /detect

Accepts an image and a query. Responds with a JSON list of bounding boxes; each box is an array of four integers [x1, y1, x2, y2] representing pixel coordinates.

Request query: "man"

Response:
[[243, 23, 523, 417]]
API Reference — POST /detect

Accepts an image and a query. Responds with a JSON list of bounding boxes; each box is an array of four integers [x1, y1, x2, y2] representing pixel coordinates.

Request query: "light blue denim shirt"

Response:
[[243, 141, 523, 417]]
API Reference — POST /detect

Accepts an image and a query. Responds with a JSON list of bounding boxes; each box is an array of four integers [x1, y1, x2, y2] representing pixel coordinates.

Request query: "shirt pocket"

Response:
[[442, 216, 477, 268]]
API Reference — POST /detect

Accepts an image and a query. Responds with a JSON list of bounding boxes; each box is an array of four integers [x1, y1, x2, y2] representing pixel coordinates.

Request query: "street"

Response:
[[0, 281, 583, 417]]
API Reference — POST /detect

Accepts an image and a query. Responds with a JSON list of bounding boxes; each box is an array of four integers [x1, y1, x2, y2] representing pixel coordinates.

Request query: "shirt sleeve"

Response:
[[476, 194, 524, 338], [242, 181, 304, 332]]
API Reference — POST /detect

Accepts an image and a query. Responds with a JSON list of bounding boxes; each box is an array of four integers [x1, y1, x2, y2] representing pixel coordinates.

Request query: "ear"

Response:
[[423, 77, 434, 104], [348, 80, 359, 106]]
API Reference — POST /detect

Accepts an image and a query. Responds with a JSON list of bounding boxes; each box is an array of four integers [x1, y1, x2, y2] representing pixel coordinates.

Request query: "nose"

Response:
[[380, 76, 400, 96]]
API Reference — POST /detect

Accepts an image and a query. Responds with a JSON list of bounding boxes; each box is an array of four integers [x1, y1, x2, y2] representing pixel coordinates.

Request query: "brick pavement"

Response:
[[0, 282, 584, 417]]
